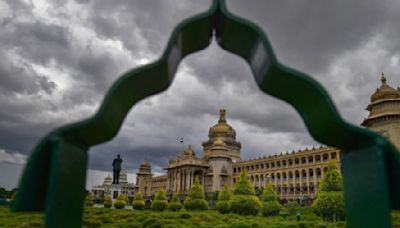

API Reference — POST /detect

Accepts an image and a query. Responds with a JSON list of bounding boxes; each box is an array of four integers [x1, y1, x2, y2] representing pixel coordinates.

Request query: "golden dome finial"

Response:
[[381, 73, 387, 85], [219, 109, 226, 123]]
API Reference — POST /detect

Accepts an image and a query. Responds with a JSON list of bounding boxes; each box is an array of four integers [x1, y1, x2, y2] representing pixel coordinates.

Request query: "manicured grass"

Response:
[[0, 205, 399, 228]]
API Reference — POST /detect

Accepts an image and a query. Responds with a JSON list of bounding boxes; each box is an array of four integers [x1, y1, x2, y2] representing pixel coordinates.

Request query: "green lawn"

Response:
[[0, 206, 399, 228]]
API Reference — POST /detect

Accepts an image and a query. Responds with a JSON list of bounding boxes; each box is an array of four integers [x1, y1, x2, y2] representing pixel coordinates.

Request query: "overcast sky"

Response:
[[0, 0, 399, 190]]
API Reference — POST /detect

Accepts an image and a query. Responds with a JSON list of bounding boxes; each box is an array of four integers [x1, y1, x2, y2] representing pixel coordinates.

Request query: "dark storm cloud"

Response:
[[228, 0, 394, 74], [0, 0, 399, 190]]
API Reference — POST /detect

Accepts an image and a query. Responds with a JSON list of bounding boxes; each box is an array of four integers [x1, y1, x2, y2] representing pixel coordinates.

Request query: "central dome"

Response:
[[208, 109, 236, 139], [371, 74, 400, 103]]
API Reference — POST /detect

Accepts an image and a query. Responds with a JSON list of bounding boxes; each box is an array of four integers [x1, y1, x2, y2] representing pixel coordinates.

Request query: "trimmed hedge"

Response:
[[168, 192, 182, 211], [151, 189, 168, 211], [260, 184, 281, 217], [132, 192, 145, 210], [114, 194, 127, 209], [183, 177, 208, 211], [229, 195, 260, 216], [216, 184, 231, 214], [261, 201, 281, 216], [228, 171, 260, 216], [85, 193, 94, 207], [103, 195, 112, 208], [312, 160, 345, 221]]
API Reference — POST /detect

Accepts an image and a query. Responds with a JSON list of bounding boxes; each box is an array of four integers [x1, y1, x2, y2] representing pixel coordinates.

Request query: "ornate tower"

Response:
[[361, 73, 400, 151], [202, 109, 241, 162], [135, 160, 153, 197], [202, 109, 241, 192]]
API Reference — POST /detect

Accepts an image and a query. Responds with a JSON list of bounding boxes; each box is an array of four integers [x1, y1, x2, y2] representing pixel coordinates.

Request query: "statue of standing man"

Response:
[[112, 154, 123, 184]]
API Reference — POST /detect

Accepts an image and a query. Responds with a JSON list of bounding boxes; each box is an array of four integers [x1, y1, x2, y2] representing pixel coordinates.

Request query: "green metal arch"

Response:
[[13, 1, 400, 227]]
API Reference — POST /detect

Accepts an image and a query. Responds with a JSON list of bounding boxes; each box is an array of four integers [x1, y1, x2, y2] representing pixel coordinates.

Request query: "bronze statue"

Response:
[[112, 154, 123, 184]]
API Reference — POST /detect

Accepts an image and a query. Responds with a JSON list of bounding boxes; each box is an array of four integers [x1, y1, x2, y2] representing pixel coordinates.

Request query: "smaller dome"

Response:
[[371, 73, 400, 103], [183, 145, 196, 157]]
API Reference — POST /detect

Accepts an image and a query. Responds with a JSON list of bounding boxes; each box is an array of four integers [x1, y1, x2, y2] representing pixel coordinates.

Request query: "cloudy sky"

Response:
[[0, 0, 399, 190]]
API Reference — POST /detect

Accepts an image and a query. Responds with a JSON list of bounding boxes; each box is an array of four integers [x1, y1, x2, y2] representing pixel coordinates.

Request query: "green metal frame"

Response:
[[12, 1, 400, 227]]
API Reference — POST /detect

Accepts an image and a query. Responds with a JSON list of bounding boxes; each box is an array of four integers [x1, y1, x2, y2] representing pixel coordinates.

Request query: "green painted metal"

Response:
[[12, 0, 400, 227]]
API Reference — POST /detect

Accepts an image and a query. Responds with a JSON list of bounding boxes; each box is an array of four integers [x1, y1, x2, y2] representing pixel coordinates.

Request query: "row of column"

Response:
[[167, 168, 204, 194]]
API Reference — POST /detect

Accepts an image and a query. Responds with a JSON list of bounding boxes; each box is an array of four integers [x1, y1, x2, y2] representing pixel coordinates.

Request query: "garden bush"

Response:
[[285, 201, 300, 215], [151, 189, 168, 211], [85, 193, 94, 207], [229, 195, 260, 216], [168, 192, 182, 211], [260, 184, 281, 216], [228, 171, 260, 216], [312, 160, 345, 221], [132, 191, 146, 210], [184, 177, 209, 210], [216, 184, 231, 214], [103, 195, 113, 208], [114, 194, 127, 209]]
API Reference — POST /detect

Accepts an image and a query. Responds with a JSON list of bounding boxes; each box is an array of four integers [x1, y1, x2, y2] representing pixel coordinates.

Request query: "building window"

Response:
[[113, 191, 118, 199], [323, 154, 329, 161], [308, 156, 313, 163], [260, 164, 264, 169], [233, 168, 237, 173], [301, 157, 306, 164], [331, 152, 337, 160], [294, 158, 299, 165]]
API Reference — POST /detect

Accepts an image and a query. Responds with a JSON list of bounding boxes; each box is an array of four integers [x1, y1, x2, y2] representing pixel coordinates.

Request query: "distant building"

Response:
[[92, 75, 400, 202], [91, 172, 135, 202]]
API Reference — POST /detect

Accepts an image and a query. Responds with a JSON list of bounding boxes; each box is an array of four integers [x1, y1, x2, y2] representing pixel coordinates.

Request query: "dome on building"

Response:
[[103, 174, 112, 185], [183, 145, 196, 157], [138, 159, 152, 175], [208, 109, 236, 139], [370, 73, 400, 103]]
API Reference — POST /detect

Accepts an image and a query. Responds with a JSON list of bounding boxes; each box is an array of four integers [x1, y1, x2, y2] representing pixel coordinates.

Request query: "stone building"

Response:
[[361, 73, 400, 151], [91, 172, 135, 202], [94, 75, 400, 202]]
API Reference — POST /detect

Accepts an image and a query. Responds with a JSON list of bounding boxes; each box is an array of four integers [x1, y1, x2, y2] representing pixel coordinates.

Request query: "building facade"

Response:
[[93, 75, 400, 202], [91, 172, 135, 202]]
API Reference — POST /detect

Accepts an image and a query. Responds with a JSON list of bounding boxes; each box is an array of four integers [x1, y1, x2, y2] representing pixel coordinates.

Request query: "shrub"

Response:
[[183, 177, 209, 210], [312, 192, 345, 221], [286, 201, 300, 215], [233, 171, 255, 195], [228, 171, 260, 216], [260, 184, 281, 216], [103, 195, 113, 208], [261, 201, 281, 216], [85, 193, 94, 207], [132, 191, 146, 210], [114, 194, 127, 209], [217, 184, 231, 214], [168, 192, 182, 211], [312, 160, 345, 221], [229, 195, 260, 216], [151, 189, 168, 211], [114, 200, 126, 209]]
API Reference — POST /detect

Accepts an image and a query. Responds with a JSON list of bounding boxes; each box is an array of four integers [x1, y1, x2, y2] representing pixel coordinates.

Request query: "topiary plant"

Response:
[[228, 171, 260, 215], [312, 160, 345, 221], [114, 194, 127, 209], [183, 177, 209, 210], [132, 191, 145, 210], [103, 195, 112, 208], [151, 188, 168, 211], [216, 184, 231, 214], [260, 184, 281, 216], [168, 192, 182, 211], [85, 193, 94, 207], [286, 201, 300, 215]]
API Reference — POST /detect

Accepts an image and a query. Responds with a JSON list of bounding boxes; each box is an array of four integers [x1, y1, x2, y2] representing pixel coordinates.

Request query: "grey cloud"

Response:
[[0, 0, 399, 189]]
